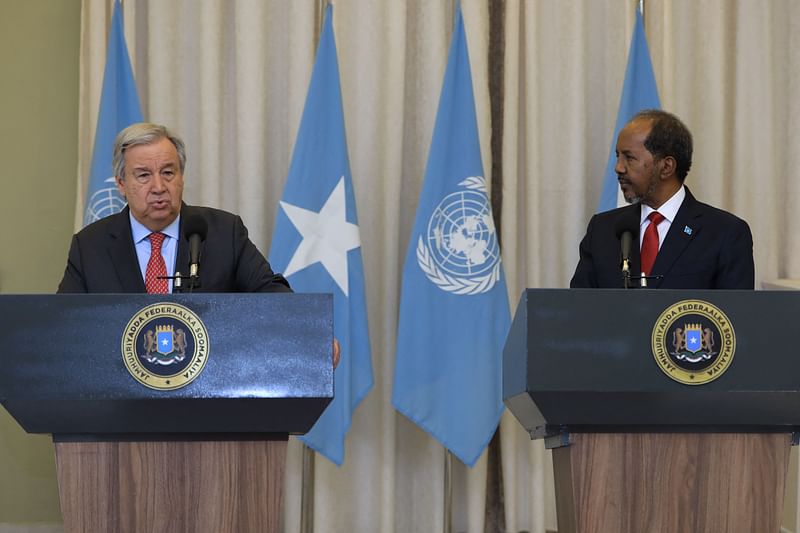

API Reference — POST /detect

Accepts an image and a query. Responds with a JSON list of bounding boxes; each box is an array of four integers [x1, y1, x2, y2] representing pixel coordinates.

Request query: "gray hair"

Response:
[[112, 122, 187, 179]]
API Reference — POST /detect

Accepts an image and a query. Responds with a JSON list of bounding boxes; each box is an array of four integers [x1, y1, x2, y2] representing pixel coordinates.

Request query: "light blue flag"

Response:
[[392, 6, 511, 467], [83, 0, 143, 226], [268, 4, 373, 466], [597, 8, 661, 213]]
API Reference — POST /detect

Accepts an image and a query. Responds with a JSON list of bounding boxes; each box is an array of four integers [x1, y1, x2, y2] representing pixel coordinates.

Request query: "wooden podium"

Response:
[[0, 294, 333, 533], [504, 289, 800, 533]]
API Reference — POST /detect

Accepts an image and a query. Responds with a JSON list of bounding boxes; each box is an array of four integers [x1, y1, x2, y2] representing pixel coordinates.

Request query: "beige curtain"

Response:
[[77, 1, 800, 531]]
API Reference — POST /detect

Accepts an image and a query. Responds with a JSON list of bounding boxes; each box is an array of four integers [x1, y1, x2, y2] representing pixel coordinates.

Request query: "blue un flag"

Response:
[[83, 0, 143, 226], [268, 4, 373, 466], [392, 5, 511, 467], [597, 8, 660, 213]]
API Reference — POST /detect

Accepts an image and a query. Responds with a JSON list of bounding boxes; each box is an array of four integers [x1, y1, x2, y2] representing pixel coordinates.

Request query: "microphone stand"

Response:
[[187, 263, 200, 293], [622, 259, 632, 289], [620, 271, 663, 289], [174, 271, 183, 293], [159, 272, 198, 293], [187, 274, 199, 293]]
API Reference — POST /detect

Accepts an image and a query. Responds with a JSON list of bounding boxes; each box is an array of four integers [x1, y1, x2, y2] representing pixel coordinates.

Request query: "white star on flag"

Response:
[[279, 176, 361, 296]]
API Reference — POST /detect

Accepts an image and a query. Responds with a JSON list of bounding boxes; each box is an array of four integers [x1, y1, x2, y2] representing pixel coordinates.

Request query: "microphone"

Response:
[[619, 231, 633, 274], [183, 214, 208, 284], [615, 215, 637, 289]]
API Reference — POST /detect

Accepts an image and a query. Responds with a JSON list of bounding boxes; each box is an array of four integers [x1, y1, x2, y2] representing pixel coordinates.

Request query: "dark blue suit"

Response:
[[58, 204, 291, 293], [570, 188, 754, 289]]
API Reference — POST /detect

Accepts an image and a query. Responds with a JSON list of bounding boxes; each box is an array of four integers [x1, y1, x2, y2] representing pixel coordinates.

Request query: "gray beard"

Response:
[[620, 169, 659, 206]]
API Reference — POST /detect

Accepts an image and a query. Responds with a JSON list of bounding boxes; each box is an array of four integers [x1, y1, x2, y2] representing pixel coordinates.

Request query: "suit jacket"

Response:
[[570, 188, 754, 289], [57, 204, 291, 293]]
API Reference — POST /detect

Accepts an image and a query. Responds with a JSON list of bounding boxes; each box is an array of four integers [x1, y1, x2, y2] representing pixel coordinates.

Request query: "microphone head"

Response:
[[614, 213, 638, 240], [619, 230, 633, 256], [183, 214, 208, 242], [615, 211, 637, 274]]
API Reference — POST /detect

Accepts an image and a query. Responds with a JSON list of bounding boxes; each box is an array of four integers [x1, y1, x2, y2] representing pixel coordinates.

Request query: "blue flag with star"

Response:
[[83, 0, 143, 226], [597, 7, 660, 213], [268, 4, 373, 466], [392, 6, 511, 467]]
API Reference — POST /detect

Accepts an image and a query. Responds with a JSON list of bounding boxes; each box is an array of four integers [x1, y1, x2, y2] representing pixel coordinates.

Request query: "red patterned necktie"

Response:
[[145, 232, 169, 294], [640, 211, 665, 276]]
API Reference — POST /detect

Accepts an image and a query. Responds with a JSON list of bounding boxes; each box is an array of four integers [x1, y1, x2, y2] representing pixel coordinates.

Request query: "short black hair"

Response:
[[632, 109, 693, 182]]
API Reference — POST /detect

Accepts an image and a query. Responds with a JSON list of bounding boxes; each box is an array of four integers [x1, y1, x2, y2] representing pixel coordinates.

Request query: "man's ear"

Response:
[[115, 176, 126, 198], [659, 156, 677, 180]]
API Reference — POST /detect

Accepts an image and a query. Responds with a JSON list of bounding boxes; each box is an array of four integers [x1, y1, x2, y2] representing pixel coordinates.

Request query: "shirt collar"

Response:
[[129, 212, 181, 244], [640, 185, 685, 226]]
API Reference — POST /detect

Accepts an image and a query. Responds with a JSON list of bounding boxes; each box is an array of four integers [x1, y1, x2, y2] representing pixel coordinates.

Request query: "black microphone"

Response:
[[615, 215, 637, 288], [183, 214, 208, 282], [619, 231, 633, 273]]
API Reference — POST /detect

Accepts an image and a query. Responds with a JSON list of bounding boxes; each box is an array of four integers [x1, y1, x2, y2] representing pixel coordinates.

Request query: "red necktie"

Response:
[[640, 212, 665, 276], [145, 232, 169, 294]]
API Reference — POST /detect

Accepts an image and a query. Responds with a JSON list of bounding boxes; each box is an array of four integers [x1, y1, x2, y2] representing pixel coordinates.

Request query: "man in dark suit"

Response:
[[570, 110, 754, 289], [58, 122, 291, 294]]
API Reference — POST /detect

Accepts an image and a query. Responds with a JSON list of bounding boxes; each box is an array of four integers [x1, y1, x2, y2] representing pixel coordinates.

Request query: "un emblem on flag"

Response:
[[121, 303, 210, 390], [84, 177, 127, 225], [651, 300, 735, 385], [416, 176, 502, 295]]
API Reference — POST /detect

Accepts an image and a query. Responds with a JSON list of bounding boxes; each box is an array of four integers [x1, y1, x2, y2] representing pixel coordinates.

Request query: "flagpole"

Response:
[[300, 446, 315, 533], [440, 13, 456, 533], [298, 4, 328, 532], [314, 0, 326, 51], [444, 449, 453, 533]]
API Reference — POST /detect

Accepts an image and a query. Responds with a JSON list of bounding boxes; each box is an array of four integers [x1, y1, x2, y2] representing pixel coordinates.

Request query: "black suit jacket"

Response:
[[570, 188, 755, 289], [57, 204, 291, 293]]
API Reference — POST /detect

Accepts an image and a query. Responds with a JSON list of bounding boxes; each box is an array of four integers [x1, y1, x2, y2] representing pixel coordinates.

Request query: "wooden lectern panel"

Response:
[[55, 440, 286, 533], [552, 433, 791, 533]]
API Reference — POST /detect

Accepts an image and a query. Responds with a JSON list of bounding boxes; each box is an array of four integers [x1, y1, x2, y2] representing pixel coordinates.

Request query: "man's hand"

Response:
[[332, 338, 341, 369]]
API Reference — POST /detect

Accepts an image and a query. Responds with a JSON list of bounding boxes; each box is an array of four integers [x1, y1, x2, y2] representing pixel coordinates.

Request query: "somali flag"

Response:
[[597, 8, 660, 213], [268, 4, 373, 466]]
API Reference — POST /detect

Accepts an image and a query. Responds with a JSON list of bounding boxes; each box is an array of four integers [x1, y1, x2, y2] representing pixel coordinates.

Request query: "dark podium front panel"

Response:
[[0, 293, 333, 436], [503, 288, 800, 438]]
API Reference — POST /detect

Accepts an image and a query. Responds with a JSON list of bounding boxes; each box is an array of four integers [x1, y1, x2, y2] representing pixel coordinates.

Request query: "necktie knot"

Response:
[[149, 232, 165, 250], [648, 211, 665, 226]]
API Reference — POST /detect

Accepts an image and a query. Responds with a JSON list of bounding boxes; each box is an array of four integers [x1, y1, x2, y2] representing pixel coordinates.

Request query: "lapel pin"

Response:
[[684, 225, 693, 236]]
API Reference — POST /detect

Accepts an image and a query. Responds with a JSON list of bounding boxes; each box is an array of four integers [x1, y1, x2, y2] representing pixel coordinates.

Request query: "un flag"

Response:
[[392, 5, 511, 467]]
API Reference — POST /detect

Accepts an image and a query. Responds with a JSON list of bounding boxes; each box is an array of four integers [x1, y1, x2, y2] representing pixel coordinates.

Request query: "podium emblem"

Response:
[[651, 300, 735, 385], [683, 323, 704, 355], [156, 325, 175, 355], [121, 302, 210, 390]]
